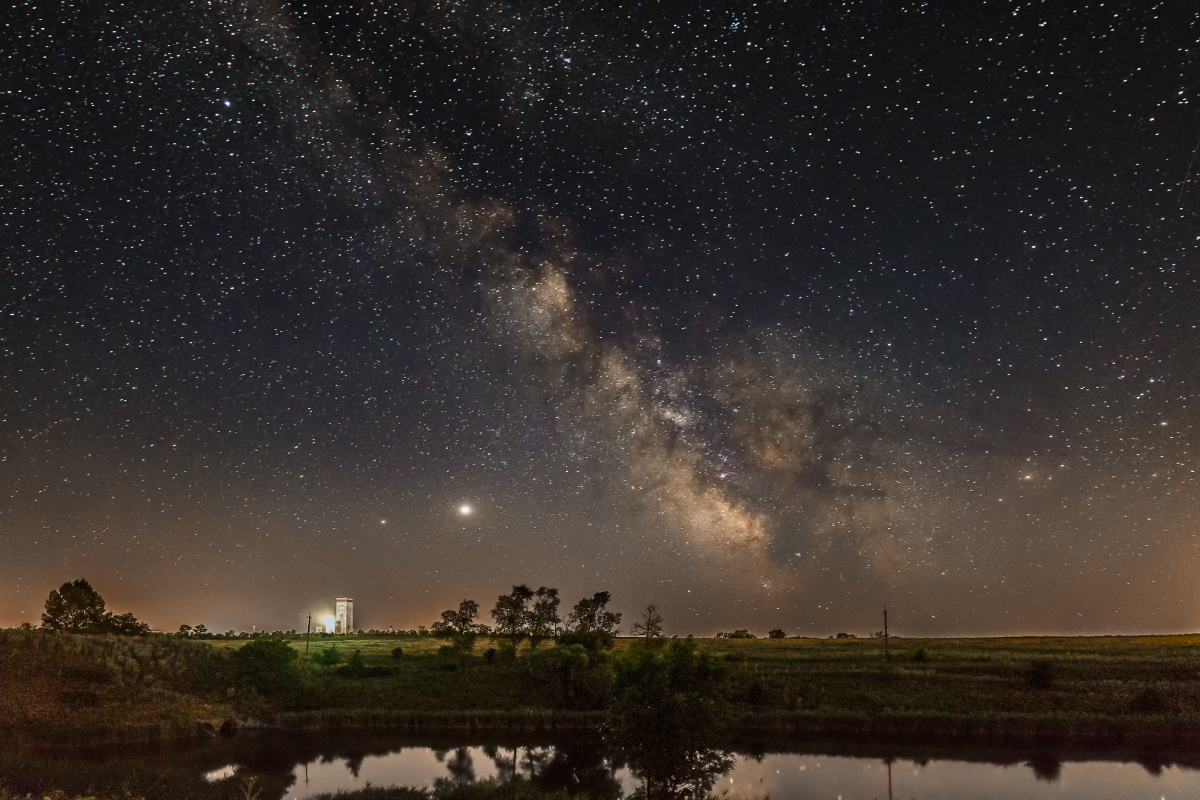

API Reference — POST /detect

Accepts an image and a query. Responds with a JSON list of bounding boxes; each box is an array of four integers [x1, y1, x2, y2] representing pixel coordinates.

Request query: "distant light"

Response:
[[223, 100, 230, 106], [322, 614, 335, 631], [380, 519, 387, 524], [459, 505, 472, 515]]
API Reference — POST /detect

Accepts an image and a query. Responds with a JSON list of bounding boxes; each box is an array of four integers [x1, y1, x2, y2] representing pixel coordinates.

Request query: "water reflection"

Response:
[[270, 739, 626, 799], [7, 734, 1200, 799]]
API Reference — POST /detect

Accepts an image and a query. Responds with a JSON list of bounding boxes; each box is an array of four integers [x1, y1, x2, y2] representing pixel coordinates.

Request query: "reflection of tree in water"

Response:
[[606, 638, 735, 799], [1026, 753, 1062, 782], [433, 747, 476, 789], [480, 742, 624, 799]]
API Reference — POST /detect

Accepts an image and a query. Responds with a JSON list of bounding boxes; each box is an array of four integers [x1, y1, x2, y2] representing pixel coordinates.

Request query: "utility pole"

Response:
[[306, 613, 312, 653], [884, 605, 889, 661]]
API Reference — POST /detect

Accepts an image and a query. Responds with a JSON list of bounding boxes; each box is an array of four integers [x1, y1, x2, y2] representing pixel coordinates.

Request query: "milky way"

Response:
[[2, 0, 1198, 636]]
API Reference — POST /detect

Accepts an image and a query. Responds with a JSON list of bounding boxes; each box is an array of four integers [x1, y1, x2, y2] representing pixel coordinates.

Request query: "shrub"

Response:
[[483, 648, 497, 664], [230, 638, 300, 694], [556, 628, 615, 653], [907, 646, 928, 662], [314, 646, 342, 667], [391, 647, 404, 660], [527, 643, 603, 707], [767, 629, 785, 639]]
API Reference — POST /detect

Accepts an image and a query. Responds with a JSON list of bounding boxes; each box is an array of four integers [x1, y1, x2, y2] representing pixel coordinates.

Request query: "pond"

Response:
[[10, 731, 1200, 799]]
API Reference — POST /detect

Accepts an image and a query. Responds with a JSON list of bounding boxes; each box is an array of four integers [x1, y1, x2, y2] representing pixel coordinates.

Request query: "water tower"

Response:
[[335, 598, 354, 634]]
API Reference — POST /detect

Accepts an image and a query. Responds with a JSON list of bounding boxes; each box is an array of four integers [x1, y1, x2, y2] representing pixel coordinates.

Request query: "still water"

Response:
[[13, 733, 1200, 799], [187, 734, 1200, 800]]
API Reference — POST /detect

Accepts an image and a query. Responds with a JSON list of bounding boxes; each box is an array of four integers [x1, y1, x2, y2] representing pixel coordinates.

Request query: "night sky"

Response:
[[3, 0, 1199, 637]]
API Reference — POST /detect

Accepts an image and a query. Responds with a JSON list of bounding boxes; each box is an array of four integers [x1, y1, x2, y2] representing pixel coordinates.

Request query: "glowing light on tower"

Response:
[[322, 614, 335, 632]]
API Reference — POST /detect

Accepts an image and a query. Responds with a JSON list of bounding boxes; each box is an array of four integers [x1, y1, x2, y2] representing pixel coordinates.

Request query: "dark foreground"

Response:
[[5, 630, 1200, 747]]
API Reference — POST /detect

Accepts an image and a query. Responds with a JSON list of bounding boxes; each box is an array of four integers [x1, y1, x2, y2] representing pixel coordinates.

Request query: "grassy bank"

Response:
[[6, 630, 1200, 745]]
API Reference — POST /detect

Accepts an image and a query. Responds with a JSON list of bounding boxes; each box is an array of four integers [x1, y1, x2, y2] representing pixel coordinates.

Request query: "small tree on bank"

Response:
[[631, 605, 665, 642]]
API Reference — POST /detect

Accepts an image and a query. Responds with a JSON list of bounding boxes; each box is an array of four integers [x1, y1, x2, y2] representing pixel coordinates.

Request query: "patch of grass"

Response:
[[9, 630, 1200, 745]]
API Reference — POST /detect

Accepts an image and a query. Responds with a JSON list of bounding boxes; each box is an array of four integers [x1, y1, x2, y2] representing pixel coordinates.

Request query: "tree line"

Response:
[[36, 577, 795, 642], [430, 586, 628, 649]]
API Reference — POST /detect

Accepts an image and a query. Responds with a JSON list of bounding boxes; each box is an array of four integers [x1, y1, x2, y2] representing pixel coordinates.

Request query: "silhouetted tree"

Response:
[[631, 604, 664, 641], [767, 629, 786, 639], [431, 599, 482, 636], [566, 591, 622, 634], [41, 579, 108, 632], [528, 587, 561, 649], [491, 584, 534, 651], [104, 611, 150, 636], [718, 629, 755, 639], [42, 579, 149, 635]]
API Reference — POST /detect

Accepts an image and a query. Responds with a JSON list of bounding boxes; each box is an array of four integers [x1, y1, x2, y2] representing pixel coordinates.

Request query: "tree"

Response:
[[566, 591, 622, 635], [42, 579, 149, 635], [767, 629, 786, 639], [431, 599, 482, 636], [606, 638, 732, 799], [491, 585, 534, 651], [717, 629, 755, 640], [178, 624, 193, 636], [192, 624, 208, 637], [631, 605, 664, 641], [103, 611, 150, 636], [528, 587, 561, 649], [42, 579, 108, 632]]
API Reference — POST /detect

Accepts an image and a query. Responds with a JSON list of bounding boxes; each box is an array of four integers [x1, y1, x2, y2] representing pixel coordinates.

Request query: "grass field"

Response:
[[8, 630, 1200, 745]]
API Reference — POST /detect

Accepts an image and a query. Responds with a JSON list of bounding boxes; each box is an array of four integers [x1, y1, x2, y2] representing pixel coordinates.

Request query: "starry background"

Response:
[[2, 0, 1198, 636]]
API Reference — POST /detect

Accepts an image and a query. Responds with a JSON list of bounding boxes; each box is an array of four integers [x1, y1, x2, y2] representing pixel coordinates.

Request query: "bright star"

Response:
[[459, 505, 472, 515]]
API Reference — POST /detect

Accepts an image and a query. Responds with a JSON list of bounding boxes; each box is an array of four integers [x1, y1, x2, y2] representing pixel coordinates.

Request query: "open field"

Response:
[[7, 630, 1200, 745]]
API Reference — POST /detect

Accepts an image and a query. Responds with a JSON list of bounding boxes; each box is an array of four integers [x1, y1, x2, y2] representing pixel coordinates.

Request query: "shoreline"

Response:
[[9, 707, 1200, 752]]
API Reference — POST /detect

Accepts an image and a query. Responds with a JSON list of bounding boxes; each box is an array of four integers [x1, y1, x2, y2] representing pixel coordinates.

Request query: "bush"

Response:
[[484, 648, 497, 664], [557, 628, 615, 653], [907, 646, 928, 662], [436, 645, 458, 671], [230, 638, 300, 694], [314, 646, 342, 667], [767, 629, 785, 639], [391, 647, 404, 660], [527, 643, 603, 707]]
